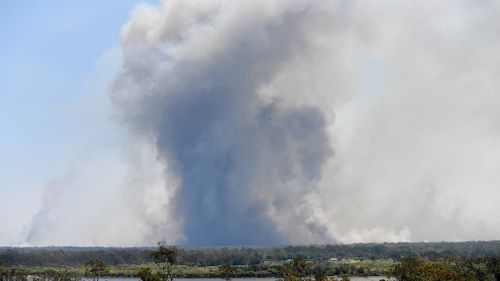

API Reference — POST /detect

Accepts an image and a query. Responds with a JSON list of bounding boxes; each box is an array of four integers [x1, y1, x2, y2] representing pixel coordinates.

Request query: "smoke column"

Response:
[[25, 0, 500, 246], [111, 0, 500, 244], [111, 0, 343, 244]]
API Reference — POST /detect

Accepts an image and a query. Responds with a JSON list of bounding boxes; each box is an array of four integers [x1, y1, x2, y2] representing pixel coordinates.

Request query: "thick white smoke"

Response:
[[111, 0, 342, 245], [320, 0, 500, 242], [111, 0, 500, 244], [26, 0, 500, 245]]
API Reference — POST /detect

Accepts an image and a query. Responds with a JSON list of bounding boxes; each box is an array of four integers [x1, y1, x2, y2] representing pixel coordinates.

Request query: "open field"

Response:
[[0, 261, 392, 278]]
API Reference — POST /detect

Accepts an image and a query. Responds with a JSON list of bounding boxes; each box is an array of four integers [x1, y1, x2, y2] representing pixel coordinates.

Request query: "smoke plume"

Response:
[[110, 0, 500, 244], [25, 0, 500, 245], [111, 0, 340, 244]]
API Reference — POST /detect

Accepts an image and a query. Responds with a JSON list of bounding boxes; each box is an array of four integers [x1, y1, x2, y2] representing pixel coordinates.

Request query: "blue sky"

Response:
[[0, 0, 158, 245]]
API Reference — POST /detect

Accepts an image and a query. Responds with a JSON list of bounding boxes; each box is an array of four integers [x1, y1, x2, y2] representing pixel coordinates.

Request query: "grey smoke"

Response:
[[24, 0, 500, 245], [111, 0, 500, 244], [111, 0, 336, 244]]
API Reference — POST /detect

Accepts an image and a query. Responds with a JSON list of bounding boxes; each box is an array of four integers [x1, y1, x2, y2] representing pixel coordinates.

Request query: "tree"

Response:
[[0, 266, 27, 281], [312, 263, 328, 281], [281, 256, 311, 281], [389, 256, 463, 281], [313, 271, 327, 281], [219, 264, 235, 281], [84, 259, 108, 281], [388, 256, 425, 281], [151, 242, 178, 281], [281, 265, 298, 281], [483, 257, 500, 280], [0, 262, 6, 281], [292, 257, 308, 280], [138, 267, 163, 281]]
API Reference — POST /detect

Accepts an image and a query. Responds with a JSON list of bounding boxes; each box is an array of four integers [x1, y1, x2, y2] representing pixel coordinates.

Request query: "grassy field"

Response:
[[6, 261, 393, 278]]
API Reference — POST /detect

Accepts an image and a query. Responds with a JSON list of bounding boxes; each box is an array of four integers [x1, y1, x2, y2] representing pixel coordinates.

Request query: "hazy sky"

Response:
[[1, 0, 500, 246], [0, 0, 158, 245]]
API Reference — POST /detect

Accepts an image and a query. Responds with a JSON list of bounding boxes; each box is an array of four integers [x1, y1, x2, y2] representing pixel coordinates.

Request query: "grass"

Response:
[[7, 261, 393, 278]]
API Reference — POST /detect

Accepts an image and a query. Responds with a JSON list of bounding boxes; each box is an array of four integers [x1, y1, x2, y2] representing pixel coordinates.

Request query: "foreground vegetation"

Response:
[[2, 256, 500, 280], [1, 241, 500, 280]]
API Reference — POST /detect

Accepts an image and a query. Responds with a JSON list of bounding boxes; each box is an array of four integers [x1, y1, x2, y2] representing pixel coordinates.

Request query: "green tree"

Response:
[[84, 259, 108, 281], [0, 266, 27, 281], [312, 263, 328, 281], [292, 257, 309, 280], [281, 265, 298, 281], [281, 257, 311, 281], [219, 264, 235, 281], [0, 262, 6, 281], [138, 267, 163, 281], [389, 256, 463, 281], [484, 257, 500, 280], [151, 242, 178, 281]]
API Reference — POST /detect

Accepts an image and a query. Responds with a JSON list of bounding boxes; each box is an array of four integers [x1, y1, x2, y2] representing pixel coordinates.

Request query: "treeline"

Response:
[[1, 241, 500, 267], [387, 256, 500, 280], [0, 248, 151, 267], [2, 244, 500, 280]]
